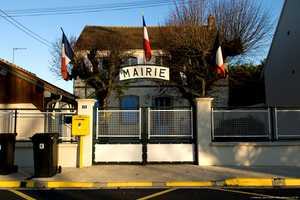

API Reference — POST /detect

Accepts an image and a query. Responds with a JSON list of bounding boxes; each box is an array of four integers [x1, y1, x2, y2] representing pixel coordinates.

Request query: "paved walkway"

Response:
[[1, 165, 300, 188]]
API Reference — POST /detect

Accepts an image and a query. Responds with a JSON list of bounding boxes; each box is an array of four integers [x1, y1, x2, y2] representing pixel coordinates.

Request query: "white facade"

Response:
[[263, 0, 300, 106], [74, 49, 228, 108]]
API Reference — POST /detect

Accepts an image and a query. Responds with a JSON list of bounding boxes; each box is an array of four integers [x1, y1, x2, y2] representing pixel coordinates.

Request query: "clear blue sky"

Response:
[[0, 0, 285, 94]]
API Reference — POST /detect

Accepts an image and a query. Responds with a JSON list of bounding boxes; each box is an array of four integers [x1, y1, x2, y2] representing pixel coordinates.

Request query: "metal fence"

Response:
[[95, 107, 193, 140], [275, 108, 300, 139], [212, 109, 271, 139], [0, 109, 76, 141], [96, 108, 142, 139], [148, 107, 193, 139]]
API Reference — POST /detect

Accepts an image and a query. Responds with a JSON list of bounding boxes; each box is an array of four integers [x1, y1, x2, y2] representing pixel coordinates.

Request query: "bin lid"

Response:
[[0, 133, 18, 137], [31, 133, 59, 139]]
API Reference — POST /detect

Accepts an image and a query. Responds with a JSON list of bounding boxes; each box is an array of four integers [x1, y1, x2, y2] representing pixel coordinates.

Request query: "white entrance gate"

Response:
[[93, 107, 194, 163]]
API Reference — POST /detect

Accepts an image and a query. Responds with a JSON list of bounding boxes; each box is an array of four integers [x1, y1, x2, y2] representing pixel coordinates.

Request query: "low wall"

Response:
[[195, 98, 300, 166], [15, 143, 78, 168], [199, 141, 300, 166]]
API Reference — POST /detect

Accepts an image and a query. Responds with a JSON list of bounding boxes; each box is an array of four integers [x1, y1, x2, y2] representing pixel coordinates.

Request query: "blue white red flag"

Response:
[[212, 34, 225, 78], [143, 14, 152, 62], [61, 31, 75, 80]]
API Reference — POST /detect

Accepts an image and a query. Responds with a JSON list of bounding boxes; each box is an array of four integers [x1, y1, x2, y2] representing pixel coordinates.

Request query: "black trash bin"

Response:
[[31, 133, 61, 178], [0, 133, 18, 175]]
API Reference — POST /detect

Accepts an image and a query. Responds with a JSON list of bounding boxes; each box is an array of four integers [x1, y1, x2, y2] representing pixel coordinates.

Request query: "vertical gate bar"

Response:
[[211, 108, 214, 141], [190, 107, 193, 140], [139, 108, 142, 140], [14, 109, 18, 134], [96, 107, 99, 140], [10, 109, 13, 133], [274, 107, 278, 140], [142, 107, 147, 165], [268, 108, 271, 139], [148, 107, 150, 140]]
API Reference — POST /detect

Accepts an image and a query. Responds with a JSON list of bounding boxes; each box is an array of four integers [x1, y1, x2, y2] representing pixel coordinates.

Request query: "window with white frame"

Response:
[[124, 57, 137, 66], [121, 96, 138, 123]]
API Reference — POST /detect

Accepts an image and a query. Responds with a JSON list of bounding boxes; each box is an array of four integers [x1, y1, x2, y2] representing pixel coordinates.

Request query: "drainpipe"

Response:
[[47, 94, 63, 110], [46, 94, 63, 132]]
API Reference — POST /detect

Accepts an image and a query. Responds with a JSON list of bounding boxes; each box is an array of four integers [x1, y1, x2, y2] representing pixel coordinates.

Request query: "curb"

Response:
[[0, 178, 300, 188]]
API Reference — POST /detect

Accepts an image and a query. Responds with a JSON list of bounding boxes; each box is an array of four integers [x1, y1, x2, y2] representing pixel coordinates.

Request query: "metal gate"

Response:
[[93, 107, 194, 164]]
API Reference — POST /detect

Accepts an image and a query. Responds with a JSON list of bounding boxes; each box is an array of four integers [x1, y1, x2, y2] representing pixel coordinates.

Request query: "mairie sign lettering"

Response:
[[119, 65, 169, 81]]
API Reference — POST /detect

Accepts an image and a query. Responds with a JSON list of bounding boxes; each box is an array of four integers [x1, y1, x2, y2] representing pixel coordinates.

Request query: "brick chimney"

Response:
[[208, 14, 215, 29]]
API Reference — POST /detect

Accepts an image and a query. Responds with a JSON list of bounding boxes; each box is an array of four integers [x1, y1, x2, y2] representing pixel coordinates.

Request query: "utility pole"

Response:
[[13, 48, 27, 64]]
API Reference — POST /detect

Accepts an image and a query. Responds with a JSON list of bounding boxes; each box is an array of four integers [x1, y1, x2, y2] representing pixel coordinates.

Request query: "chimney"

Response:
[[208, 14, 215, 29]]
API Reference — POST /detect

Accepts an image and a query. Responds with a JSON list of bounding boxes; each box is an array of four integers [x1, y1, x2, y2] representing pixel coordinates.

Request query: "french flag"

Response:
[[212, 34, 225, 78], [143, 14, 152, 62], [61, 30, 75, 80]]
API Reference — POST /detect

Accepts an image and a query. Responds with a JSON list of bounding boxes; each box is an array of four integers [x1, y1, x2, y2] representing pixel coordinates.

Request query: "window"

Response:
[[155, 56, 168, 65], [154, 97, 172, 125], [99, 59, 108, 79], [121, 97, 138, 123], [155, 97, 171, 107], [124, 57, 137, 66]]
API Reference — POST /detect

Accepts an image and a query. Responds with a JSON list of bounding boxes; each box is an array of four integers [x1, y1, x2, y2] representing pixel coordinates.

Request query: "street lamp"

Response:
[[13, 48, 27, 64]]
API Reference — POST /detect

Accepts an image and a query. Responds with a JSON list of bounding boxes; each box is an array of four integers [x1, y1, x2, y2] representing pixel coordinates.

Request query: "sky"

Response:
[[0, 0, 285, 94]]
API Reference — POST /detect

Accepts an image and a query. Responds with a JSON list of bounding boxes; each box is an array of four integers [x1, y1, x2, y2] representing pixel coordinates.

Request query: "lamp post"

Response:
[[13, 48, 27, 64]]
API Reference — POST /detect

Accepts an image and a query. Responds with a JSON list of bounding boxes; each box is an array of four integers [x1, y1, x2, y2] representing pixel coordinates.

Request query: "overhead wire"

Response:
[[0, 9, 53, 48], [3, 0, 178, 17], [0, 0, 183, 48]]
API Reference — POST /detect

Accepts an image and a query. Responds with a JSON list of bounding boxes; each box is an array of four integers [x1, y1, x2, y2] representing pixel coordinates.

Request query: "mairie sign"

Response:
[[119, 65, 169, 81]]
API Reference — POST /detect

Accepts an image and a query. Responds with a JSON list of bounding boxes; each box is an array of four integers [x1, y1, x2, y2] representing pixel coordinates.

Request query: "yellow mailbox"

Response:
[[72, 115, 90, 136]]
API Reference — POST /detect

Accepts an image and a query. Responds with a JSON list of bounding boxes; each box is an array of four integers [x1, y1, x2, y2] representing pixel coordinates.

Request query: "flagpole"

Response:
[[142, 12, 146, 65]]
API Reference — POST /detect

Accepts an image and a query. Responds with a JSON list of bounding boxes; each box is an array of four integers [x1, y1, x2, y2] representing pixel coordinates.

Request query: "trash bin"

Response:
[[0, 133, 18, 175], [30, 133, 61, 178]]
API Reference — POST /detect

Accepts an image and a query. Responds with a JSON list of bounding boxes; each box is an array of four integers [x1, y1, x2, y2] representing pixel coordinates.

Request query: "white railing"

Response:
[[148, 107, 193, 139], [0, 110, 75, 141], [96, 108, 142, 139], [275, 108, 300, 139], [212, 109, 271, 139], [0, 110, 14, 133]]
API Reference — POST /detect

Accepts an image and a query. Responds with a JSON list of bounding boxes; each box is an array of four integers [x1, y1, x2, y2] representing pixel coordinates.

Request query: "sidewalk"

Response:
[[1, 165, 300, 188]]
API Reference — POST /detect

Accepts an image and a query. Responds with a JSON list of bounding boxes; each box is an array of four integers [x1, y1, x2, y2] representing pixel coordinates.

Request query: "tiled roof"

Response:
[[75, 25, 161, 51], [0, 58, 36, 77]]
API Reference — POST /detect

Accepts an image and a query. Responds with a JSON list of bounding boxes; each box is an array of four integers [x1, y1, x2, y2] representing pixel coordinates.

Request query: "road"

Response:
[[0, 187, 299, 200]]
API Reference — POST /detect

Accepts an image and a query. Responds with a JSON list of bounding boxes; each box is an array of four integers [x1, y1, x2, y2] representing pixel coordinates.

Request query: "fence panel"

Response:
[[275, 108, 300, 139], [0, 110, 75, 141], [16, 112, 74, 140], [148, 108, 193, 139], [0, 111, 14, 133], [96, 108, 141, 139], [212, 109, 271, 139]]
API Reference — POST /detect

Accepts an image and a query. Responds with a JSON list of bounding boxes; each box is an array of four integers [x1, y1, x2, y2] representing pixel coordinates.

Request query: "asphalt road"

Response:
[[0, 188, 299, 200]]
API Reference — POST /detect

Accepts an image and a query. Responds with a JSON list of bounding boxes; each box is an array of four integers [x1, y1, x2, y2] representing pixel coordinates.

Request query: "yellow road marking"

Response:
[[0, 181, 21, 187], [0, 181, 34, 188], [9, 190, 36, 200], [285, 178, 300, 186], [226, 178, 273, 186], [211, 188, 298, 200], [47, 181, 94, 188], [166, 181, 212, 186], [107, 182, 152, 187], [137, 188, 178, 200]]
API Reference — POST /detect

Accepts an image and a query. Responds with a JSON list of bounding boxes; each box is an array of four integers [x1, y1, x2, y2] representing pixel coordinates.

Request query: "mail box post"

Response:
[[72, 115, 90, 136], [72, 115, 90, 168]]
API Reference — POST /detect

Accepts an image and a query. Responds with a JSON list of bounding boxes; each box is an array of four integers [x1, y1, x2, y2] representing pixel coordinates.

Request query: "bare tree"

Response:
[[155, 0, 274, 105], [48, 32, 133, 107], [48, 34, 77, 79]]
